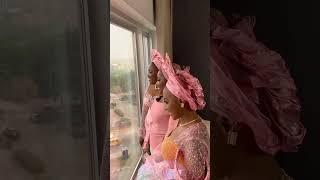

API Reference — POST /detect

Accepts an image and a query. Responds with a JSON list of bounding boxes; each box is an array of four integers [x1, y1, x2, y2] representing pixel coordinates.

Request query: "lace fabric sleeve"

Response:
[[178, 137, 209, 179]]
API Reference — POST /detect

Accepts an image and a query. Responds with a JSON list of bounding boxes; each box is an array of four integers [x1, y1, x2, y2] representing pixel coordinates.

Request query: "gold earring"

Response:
[[180, 103, 184, 108]]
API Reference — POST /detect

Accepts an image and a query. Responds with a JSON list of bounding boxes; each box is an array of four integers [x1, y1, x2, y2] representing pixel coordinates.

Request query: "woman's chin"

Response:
[[149, 78, 156, 83]]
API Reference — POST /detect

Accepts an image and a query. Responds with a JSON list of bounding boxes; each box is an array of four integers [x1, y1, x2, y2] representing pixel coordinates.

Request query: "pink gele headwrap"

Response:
[[162, 53, 206, 111], [151, 49, 165, 72], [151, 49, 181, 80]]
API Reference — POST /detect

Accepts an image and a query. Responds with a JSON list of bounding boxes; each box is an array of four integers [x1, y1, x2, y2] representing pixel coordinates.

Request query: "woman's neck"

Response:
[[153, 87, 162, 97], [179, 111, 199, 125]]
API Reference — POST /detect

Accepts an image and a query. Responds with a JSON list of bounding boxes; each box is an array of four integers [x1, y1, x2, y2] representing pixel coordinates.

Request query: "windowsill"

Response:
[[129, 154, 143, 180]]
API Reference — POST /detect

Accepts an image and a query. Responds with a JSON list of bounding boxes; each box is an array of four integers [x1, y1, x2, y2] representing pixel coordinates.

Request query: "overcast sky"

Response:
[[110, 24, 134, 62]]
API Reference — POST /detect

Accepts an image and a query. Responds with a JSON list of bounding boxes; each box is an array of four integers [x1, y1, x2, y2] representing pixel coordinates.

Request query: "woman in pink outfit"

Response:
[[136, 50, 210, 180], [139, 62, 158, 148], [140, 50, 171, 154], [143, 70, 170, 153]]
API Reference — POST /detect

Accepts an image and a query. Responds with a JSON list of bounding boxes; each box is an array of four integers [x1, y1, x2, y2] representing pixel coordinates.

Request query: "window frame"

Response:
[[0, 0, 102, 179], [142, 33, 152, 89], [110, 4, 155, 179], [85, 0, 110, 179], [79, 0, 100, 177]]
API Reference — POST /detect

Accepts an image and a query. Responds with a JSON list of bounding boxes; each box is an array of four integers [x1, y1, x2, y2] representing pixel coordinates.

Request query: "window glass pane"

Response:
[[142, 35, 150, 88], [110, 24, 141, 180], [0, 1, 92, 180]]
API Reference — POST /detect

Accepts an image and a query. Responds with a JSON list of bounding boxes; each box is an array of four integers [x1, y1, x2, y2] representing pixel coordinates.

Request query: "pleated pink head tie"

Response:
[[151, 49, 165, 71], [151, 49, 181, 79], [162, 53, 206, 111]]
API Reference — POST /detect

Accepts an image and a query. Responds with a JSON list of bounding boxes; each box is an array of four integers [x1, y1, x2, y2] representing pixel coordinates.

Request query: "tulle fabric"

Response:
[[210, 9, 306, 154]]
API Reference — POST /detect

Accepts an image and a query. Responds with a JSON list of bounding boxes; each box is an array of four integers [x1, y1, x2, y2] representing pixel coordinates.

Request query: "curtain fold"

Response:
[[154, 0, 173, 57]]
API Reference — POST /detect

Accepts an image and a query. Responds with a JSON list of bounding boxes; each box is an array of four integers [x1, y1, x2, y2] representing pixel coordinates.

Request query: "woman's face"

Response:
[[147, 63, 158, 84], [163, 87, 184, 120], [155, 71, 167, 93]]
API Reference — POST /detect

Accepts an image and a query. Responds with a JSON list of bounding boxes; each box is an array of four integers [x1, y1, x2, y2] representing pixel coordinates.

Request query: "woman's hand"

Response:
[[139, 137, 144, 146], [141, 154, 146, 163], [138, 127, 145, 146], [141, 153, 150, 164], [142, 146, 149, 154], [142, 141, 151, 155]]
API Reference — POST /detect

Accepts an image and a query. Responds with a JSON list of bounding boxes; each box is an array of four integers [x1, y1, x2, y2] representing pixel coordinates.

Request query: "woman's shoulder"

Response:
[[177, 121, 210, 144], [189, 118, 210, 132], [193, 121, 210, 139]]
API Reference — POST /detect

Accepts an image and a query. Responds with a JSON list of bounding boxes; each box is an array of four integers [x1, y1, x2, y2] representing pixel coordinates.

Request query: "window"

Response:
[[142, 35, 151, 88], [109, 1, 155, 179], [0, 1, 97, 179], [110, 24, 142, 180]]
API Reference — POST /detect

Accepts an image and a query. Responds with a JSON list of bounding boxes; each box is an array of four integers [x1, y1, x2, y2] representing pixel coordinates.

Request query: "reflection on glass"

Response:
[[0, 1, 91, 180], [142, 35, 150, 88], [110, 24, 141, 180]]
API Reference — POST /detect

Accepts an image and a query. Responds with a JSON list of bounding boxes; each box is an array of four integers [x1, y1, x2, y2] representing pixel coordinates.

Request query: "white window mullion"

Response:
[[135, 30, 145, 114]]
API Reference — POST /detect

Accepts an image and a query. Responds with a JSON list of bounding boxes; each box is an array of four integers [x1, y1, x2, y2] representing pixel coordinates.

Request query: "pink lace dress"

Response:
[[136, 121, 210, 180]]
